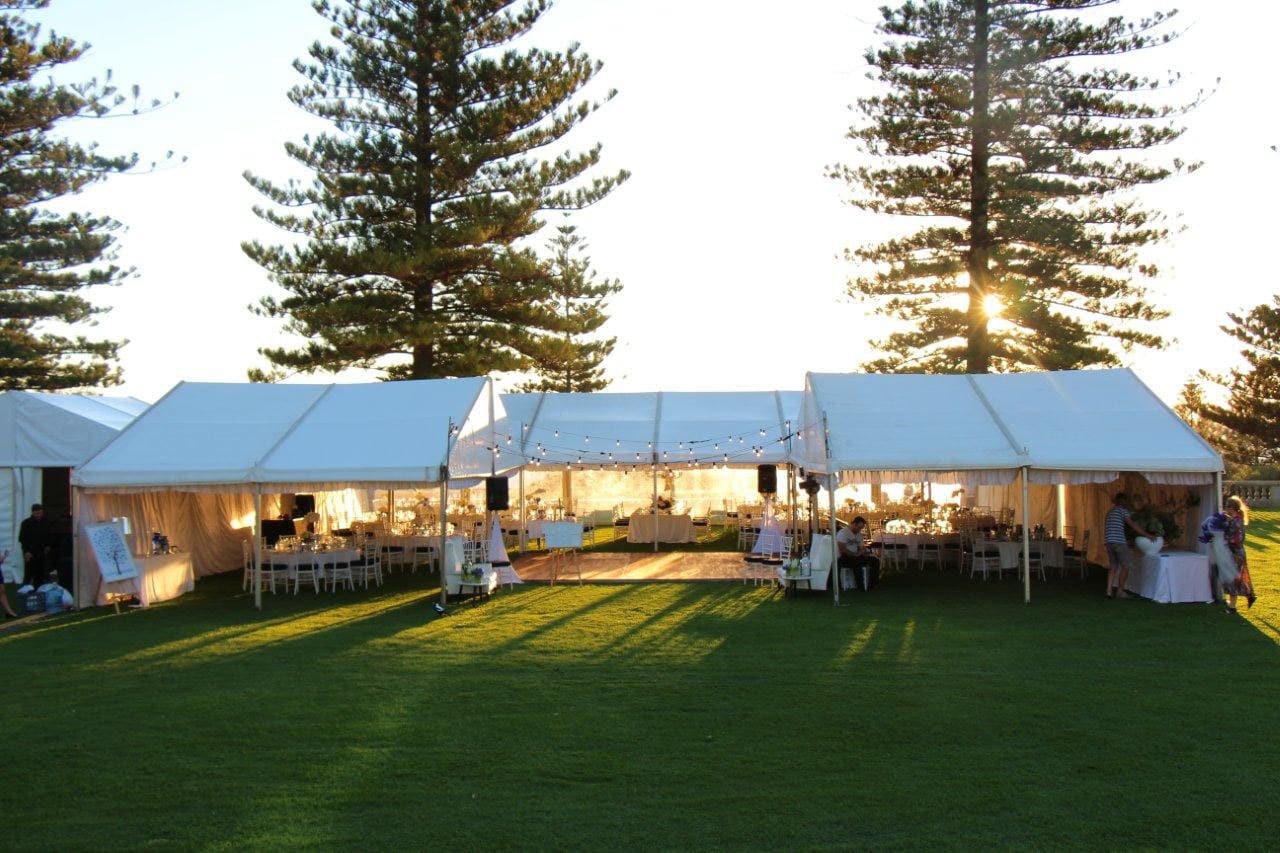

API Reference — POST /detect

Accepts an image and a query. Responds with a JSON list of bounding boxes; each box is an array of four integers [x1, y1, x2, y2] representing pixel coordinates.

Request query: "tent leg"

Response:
[[253, 488, 263, 611], [439, 478, 448, 605], [71, 484, 82, 608], [652, 464, 658, 553], [1214, 471, 1223, 513], [518, 468, 526, 552], [1021, 467, 1031, 605], [1056, 483, 1066, 539], [829, 478, 839, 606]]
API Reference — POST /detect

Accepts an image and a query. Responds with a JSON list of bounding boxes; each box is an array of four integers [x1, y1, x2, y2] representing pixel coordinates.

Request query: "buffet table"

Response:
[[1125, 550, 1213, 604], [627, 512, 695, 544], [98, 552, 194, 608]]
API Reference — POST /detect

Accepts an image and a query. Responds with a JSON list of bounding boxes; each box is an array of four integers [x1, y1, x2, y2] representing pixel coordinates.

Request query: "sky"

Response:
[[27, 0, 1280, 405]]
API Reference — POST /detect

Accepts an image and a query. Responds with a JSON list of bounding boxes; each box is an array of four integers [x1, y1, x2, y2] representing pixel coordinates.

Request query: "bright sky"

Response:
[[30, 0, 1280, 405]]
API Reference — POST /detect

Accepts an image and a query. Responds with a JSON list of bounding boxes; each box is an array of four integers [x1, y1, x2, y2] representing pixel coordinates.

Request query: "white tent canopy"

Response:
[[0, 391, 148, 582], [74, 377, 502, 492], [501, 390, 801, 469], [0, 391, 147, 468], [800, 369, 1223, 605], [800, 369, 1222, 484]]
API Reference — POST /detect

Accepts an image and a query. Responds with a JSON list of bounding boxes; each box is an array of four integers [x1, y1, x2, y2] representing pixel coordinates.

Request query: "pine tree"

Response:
[[834, 0, 1199, 374], [1173, 379, 1254, 479], [243, 0, 627, 382], [1194, 296, 1280, 466], [517, 224, 618, 392], [0, 1, 161, 389]]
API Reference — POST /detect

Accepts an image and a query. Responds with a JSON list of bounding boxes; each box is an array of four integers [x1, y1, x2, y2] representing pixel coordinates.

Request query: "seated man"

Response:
[[36, 570, 74, 615], [836, 516, 880, 591]]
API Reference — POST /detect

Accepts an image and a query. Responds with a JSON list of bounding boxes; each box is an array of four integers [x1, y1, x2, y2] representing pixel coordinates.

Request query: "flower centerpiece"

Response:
[[782, 558, 807, 578], [1129, 496, 1183, 549], [461, 563, 485, 582]]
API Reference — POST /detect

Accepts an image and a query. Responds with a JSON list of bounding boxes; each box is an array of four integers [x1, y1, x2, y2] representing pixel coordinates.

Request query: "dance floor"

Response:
[[512, 550, 747, 582]]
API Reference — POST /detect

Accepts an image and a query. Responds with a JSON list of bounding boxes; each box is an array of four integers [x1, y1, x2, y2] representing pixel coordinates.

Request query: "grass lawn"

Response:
[[1, 513, 1278, 849]]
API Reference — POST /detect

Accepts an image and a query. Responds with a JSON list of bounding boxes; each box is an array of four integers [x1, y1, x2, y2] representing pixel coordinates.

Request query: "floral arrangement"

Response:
[[1198, 512, 1229, 545], [1129, 495, 1184, 544], [783, 559, 807, 578], [461, 563, 485, 581]]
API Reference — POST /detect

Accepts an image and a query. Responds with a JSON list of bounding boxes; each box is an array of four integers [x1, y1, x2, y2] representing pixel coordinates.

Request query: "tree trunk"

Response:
[[966, 0, 992, 374], [410, 4, 434, 380]]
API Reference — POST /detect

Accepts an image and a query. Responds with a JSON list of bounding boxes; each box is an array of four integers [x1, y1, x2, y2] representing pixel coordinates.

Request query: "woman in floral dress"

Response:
[[1222, 496, 1257, 611], [1202, 496, 1257, 612]]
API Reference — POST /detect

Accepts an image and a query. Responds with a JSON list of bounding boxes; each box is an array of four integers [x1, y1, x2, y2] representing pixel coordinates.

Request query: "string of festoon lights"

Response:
[[451, 418, 815, 472]]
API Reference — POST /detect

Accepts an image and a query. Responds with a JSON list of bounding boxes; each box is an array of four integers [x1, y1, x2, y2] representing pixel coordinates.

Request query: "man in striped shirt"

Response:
[[1104, 493, 1147, 598]]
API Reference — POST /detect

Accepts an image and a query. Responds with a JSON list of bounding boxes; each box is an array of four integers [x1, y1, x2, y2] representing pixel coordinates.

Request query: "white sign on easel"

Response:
[[86, 522, 139, 583]]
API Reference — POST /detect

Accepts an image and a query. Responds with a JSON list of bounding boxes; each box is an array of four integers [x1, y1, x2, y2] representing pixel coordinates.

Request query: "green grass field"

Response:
[[2, 513, 1278, 849]]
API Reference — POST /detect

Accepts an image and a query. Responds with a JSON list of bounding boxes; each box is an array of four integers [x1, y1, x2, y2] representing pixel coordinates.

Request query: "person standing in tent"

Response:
[[19, 503, 53, 588], [1104, 493, 1146, 599]]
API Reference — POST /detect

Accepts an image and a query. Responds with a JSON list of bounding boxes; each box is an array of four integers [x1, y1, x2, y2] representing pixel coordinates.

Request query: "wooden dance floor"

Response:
[[512, 551, 747, 582]]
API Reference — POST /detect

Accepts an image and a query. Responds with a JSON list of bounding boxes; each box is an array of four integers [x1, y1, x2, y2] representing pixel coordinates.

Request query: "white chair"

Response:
[[292, 557, 323, 594], [1063, 530, 1091, 579], [321, 551, 354, 592], [969, 543, 1004, 580], [241, 540, 254, 591], [917, 541, 943, 572], [411, 541, 437, 574], [353, 543, 382, 588], [1025, 543, 1046, 581]]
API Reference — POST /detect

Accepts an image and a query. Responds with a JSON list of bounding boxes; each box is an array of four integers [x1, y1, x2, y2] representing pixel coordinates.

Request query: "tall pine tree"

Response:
[[518, 224, 618, 392], [1193, 296, 1280, 466], [244, 0, 627, 382], [0, 1, 158, 389], [835, 0, 1198, 373]]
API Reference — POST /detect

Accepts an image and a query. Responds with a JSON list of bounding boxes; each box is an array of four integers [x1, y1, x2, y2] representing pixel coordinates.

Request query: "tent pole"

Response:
[[1056, 483, 1066, 539], [1021, 467, 1031, 605], [70, 483, 82, 608], [788, 464, 797, 550], [1213, 471, 1223, 513], [439, 473, 448, 605], [254, 488, 264, 610], [828, 475, 839, 606], [518, 468, 526, 553], [652, 462, 658, 553]]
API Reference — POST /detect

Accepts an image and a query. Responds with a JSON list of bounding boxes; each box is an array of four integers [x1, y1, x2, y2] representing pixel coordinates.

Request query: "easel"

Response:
[[548, 547, 582, 586], [98, 576, 140, 614]]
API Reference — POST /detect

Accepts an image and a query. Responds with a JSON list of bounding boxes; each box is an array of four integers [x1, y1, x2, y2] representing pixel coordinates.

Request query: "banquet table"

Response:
[[878, 533, 962, 559], [984, 538, 1065, 571], [98, 552, 195, 607], [265, 548, 361, 572], [1126, 550, 1213, 603], [627, 513, 695, 544]]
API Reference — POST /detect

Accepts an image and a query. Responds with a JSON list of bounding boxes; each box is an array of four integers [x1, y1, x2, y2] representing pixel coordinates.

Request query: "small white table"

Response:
[[1126, 550, 1213, 604], [98, 552, 194, 608]]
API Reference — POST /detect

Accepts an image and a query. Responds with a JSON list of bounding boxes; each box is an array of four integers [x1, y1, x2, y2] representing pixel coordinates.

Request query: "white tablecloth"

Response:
[[983, 539, 1065, 570], [264, 549, 361, 570], [878, 533, 961, 559], [1126, 550, 1213, 603], [627, 513, 695, 544], [99, 552, 194, 607]]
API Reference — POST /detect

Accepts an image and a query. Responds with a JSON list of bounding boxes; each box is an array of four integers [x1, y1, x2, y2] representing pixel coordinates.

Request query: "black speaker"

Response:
[[757, 464, 777, 495], [291, 494, 315, 518], [485, 476, 509, 511]]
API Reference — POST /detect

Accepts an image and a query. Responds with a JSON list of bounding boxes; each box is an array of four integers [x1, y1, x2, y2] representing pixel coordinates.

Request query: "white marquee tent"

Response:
[[73, 377, 504, 607], [501, 390, 802, 468], [0, 391, 148, 582], [799, 369, 1223, 602]]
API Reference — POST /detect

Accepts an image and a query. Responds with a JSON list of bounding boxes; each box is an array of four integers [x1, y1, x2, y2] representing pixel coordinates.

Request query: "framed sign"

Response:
[[85, 522, 139, 583], [542, 521, 583, 550]]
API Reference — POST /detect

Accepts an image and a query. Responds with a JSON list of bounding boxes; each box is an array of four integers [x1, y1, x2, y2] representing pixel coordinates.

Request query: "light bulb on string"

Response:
[[584, 436, 590, 444], [554, 429, 559, 437]]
